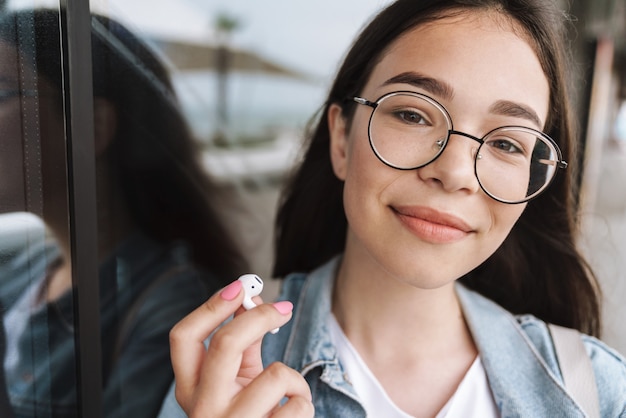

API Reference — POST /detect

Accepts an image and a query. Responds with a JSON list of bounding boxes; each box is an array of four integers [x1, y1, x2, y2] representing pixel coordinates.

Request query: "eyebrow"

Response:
[[383, 71, 543, 128], [383, 72, 455, 101], [489, 100, 542, 128]]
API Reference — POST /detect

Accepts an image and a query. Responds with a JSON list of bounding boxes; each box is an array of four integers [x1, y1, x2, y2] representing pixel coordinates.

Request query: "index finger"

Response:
[[169, 280, 245, 396]]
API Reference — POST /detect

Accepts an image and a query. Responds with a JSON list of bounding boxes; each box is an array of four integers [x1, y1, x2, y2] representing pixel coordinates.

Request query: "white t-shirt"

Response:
[[328, 315, 499, 417]]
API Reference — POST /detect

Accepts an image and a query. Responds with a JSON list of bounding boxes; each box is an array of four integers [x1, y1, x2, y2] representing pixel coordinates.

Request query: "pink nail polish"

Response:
[[272, 301, 293, 315], [220, 280, 242, 301]]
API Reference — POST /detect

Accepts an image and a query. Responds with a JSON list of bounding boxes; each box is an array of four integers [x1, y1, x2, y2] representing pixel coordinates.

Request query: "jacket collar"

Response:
[[456, 284, 582, 415], [281, 256, 583, 416], [282, 256, 340, 374]]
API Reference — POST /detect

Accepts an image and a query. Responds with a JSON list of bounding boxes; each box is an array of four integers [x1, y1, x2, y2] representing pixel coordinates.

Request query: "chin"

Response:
[[374, 254, 467, 291]]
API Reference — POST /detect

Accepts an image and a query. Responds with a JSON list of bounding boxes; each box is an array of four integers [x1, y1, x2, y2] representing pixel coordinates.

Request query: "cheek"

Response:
[[342, 125, 395, 207], [341, 129, 381, 229], [487, 201, 526, 245], [341, 128, 409, 257], [450, 202, 525, 281]]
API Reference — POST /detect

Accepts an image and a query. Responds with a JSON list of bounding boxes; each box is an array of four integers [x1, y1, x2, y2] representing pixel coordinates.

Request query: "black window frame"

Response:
[[60, 1, 103, 416]]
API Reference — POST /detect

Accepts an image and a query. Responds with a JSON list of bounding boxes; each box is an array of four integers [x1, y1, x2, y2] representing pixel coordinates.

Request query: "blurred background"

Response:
[[4, 0, 626, 363]]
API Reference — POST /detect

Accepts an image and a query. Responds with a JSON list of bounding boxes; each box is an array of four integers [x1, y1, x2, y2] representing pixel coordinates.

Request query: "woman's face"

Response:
[[329, 12, 550, 288]]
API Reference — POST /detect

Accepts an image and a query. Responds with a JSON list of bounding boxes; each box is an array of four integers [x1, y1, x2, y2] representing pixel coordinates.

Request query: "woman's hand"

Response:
[[169, 279, 314, 417]]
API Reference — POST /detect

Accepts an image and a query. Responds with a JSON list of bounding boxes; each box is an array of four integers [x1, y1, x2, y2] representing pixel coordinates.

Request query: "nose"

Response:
[[416, 131, 481, 195]]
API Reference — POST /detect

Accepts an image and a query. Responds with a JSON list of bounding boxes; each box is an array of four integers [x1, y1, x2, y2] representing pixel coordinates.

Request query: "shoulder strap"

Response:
[[548, 323, 600, 418]]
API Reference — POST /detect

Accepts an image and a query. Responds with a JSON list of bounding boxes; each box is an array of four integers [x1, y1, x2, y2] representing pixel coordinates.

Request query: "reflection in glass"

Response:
[[0, 8, 244, 417]]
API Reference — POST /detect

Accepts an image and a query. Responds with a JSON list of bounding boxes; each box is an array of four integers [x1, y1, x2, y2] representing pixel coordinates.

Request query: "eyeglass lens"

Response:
[[369, 92, 560, 203]]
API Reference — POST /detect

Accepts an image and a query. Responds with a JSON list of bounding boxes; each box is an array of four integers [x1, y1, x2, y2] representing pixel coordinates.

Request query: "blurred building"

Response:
[[567, 0, 626, 354]]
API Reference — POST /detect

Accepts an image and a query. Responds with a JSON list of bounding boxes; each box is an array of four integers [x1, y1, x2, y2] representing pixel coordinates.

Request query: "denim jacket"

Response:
[[159, 256, 626, 417]]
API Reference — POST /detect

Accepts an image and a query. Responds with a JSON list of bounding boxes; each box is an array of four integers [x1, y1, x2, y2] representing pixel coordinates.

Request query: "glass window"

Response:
[[0, 5, 77, 417], [87, 11, 246, 417]]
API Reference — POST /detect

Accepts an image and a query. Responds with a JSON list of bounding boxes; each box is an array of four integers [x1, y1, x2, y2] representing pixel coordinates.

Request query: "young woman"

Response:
[[161, 0, 626, 417]]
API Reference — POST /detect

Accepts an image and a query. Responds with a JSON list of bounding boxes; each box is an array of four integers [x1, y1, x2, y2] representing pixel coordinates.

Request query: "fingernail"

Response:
[[220, 280, 242, 301], [272, 301, 293, 315]]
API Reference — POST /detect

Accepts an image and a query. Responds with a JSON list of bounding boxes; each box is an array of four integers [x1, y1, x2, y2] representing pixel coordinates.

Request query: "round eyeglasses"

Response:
[[352, 91, 568, 204]]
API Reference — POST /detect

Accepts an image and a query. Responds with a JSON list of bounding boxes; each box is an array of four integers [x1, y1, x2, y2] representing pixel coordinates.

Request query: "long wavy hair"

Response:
[[274, 0, 601, 336], [0, 9, 246, 283]]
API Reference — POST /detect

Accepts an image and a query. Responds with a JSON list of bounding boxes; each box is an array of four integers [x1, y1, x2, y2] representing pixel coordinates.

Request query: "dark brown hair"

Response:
[[274, 0, 601, 336]]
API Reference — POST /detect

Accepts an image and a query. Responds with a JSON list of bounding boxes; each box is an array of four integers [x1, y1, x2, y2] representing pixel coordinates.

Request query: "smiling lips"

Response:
[[392, 206, 474, 244]]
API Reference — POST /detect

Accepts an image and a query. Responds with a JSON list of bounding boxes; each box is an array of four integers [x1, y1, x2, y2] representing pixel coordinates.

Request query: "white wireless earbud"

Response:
[[238, 274, 264, 310], [237, 274, 279, 334]]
